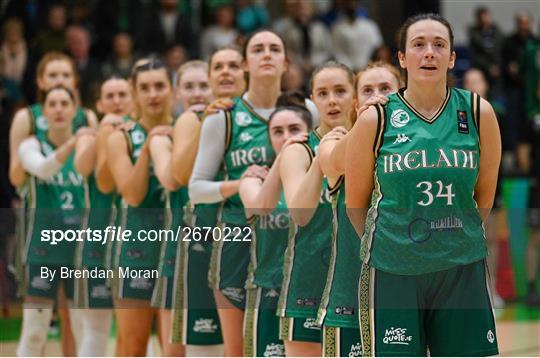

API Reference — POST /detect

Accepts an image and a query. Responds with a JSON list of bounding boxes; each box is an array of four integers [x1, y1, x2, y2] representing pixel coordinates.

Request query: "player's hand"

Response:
[[185, 103, 208, 114], [321, 126, 347, 145], [100, 114, 124, 128], [204, 98, 234, 117], [281, 133, 309, 152], [76, 127, 97, 138], [241, 164, 269, 181], [356, 94, 388, 120], [148, 125, 173, 139]]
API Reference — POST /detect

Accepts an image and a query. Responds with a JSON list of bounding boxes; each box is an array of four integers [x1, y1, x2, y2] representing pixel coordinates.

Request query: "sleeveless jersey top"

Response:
[[246, 193, 290, 290], [219, 97, 275, 225], [24, 136, 84, 265], [317, 178, 361, 328], [116, 121, 166, 269], [277, 129, 333, 318], [363, 88, 486, 275]]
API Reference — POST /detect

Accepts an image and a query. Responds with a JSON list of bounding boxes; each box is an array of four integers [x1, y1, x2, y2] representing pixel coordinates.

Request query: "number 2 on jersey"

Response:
[[416, 180, 455, 206], [60, 191, 74, 209]]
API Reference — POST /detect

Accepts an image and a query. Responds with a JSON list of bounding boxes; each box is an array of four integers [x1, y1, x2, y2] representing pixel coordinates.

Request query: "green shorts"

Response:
[[322, 326, 362, 357], [112, 267, 157, 301], [279, 316, 321, 343], [171, 241, 223, 345], [208, 222, 250, 305], [244, 287, 285, 357], [359, 260, 499, 357], [25, 264, 74, 300], [73, 269, 113, 308]]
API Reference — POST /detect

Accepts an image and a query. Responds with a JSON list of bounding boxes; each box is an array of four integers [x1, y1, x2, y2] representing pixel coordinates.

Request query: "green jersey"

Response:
[[363, 88, 485, 275], [246, 193, 290, 290], [219, 97, 275, 225], [75, 175, 116, 268], [116, 122, 166, 269], [29, 104, 88, 140], [24, 137, 84, 265], [317, 178, 361, 328], [278, 129, 333, 319], [158, 188, 190, 277]]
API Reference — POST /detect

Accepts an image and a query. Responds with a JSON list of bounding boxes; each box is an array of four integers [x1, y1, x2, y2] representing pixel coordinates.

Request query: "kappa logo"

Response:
[[235, 112, 252, 127], [263, 343, 285, 357], [36, 115, 49, 131], [239, 132, 254, 143], [131, 130, 145, 145], [265, 289, 279, 298], [193, 318, 218, 333], [390, 109, 410, 128], [487, 330, 495, 344], [382, 327, 413, 345], [393, 134, 411, 144], [191, 243, 205, 252]]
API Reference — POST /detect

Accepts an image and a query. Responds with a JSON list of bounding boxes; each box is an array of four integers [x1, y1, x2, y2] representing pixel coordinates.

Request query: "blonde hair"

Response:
[[350, 61, 404, 125], [176, 60, 208, 85]]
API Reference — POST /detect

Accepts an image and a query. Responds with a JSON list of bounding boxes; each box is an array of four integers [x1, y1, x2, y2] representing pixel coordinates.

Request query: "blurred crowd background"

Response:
[[0, 0, 539, 307]]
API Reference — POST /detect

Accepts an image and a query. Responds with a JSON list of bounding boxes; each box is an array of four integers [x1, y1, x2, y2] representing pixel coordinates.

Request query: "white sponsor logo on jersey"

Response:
[[348, 342, 363, 357], [303, 318, 321, 330], [193, 318, 218, 333], [222, 287, 245, 302], [390, 109, 410, 128], [264, 343, 285, 357], [31, 276, 52, 290], [393, 134, 411, 144], [91, 284, 111, 299], [383, 327, 412, 345], [129, 277, 153, 290], [235, 112, 252, 127], [36, 115, 49, 131]]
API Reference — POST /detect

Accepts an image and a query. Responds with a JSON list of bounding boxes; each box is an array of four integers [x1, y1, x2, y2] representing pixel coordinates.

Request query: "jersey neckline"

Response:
[[396, 87, 452, 124]]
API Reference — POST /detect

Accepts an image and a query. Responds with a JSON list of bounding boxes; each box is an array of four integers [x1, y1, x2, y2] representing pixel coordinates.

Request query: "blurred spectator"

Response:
[[101, 32, 137, 79], [34, 3, 67, 57], [331, 0, 382, 71], [501, 11, 536, 153], [93, 0, 143, 59], [138, 0, 196, 58], [1, 17, 36, 103], [1, 0, 51, 41], [370, 45, 394, 65], [65, 25, 101, 107], [235, 0, 269, 34], [519, 38, 540, 306], [282, 58, 307, 95], [1, 18, 29, 86], [468, 6, 504, 92], [164, 44, 187, 85], [200, 4, 238, 60], [320, 0, 368, 28], [0, 54, 24, 212], [273, 0, 333, 72]]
